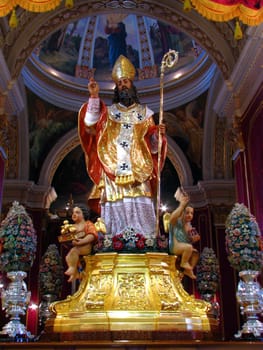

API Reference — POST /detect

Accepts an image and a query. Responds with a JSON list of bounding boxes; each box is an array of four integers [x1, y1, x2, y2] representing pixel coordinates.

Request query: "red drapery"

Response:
[[0, 1, 262, 28], [0, 0, 62, 16], [190, 0, 263, 25]]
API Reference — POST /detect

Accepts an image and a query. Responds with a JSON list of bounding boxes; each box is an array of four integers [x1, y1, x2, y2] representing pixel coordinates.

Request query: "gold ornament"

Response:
[[163, 212, 171, 233], [234, 20, 243, 40], [9, 9, 18, 28], [65, 0, 74, 9], [183, 0, 192, 12], [94, 217, 106, 234], [112, 55, 136, 83]]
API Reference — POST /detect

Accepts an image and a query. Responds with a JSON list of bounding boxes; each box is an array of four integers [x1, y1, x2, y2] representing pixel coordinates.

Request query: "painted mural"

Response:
[[27, 89, 77, 182], [37, 14, 201, 81]]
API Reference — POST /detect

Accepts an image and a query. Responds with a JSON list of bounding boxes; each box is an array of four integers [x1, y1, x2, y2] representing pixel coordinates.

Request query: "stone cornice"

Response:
[[213, 24, 263, 122], [0, 49, 25, 115], [21, 52, 216, 113]]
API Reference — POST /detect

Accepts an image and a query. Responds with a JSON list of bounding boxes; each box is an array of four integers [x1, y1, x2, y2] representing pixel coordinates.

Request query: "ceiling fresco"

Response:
[[37, 14, 203, 82]]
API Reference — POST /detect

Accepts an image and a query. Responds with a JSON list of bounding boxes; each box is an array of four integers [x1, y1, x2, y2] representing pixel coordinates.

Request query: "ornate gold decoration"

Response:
[[0, 114, 18, 179], [226, 115, 245, 155], [57, 220, 78, 243], [112, 55, 136, 83], [58, 217, 106, 242], [94, 218, 106, 233], [0, 0, 62, 17], [190, 0, 262, 27], [46, 253, 217, 338], [163, 212, 171, 233], [137, 65, 158, 80]]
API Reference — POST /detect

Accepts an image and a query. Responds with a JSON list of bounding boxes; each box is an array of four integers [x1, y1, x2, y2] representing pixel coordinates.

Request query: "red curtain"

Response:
[[191, 0, 263, 25], [0, 0, 62, 16]]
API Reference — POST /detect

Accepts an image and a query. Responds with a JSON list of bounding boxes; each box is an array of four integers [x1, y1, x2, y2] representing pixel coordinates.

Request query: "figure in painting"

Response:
[[157, 21, 184, 57], [63, 206, 98, 282], [78, 55, 167, 251], [104, 14, 128, 68], [105, 20, 127, 68], [166, 187, 200, 279]]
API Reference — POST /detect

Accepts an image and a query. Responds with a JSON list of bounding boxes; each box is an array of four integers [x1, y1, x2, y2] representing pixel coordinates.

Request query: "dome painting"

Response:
[[37, 13, 203, 82]]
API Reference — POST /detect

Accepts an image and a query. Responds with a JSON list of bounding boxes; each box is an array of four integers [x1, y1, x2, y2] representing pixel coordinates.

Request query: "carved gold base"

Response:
[[45, 253, 218, 340]]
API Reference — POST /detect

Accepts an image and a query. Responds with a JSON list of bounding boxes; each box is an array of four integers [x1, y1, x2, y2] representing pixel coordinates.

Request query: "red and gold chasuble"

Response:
[[78, 101, 167, 215]]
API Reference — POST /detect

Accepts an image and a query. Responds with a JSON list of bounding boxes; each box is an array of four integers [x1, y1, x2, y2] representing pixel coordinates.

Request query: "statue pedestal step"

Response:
[[44, 253, 219, 340]]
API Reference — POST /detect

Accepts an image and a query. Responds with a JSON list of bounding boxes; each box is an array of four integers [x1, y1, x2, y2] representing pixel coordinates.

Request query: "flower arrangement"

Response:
[[225, 203, 263, 272], [156, 233, 168, 250], [93, 226, 167, 253], [39, 244, 64, 297], [0, 201, 37, 272], [196, 247, 220, 295]]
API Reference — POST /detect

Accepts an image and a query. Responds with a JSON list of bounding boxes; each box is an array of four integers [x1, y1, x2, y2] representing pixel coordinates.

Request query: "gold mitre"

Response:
[[112, 55, 136, 83]]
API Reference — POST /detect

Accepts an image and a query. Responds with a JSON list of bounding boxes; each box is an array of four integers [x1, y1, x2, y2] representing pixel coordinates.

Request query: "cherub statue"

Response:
[[58, 206, 104, 282], [164, 187, 200, 279]]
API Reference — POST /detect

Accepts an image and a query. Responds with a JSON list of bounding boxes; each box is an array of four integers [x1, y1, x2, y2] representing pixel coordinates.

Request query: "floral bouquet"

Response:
[[112, 229, 146, 251], [93, 226, 168, 253], [188, 227, 200, 243], [39, 244, 64, 297], [196, 247, 220, 295], [225, 203, 263, 272], [0, 201, 37, 272]]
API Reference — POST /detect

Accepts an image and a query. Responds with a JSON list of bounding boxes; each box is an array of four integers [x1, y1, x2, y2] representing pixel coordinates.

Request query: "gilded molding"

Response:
[[0, 114, 18, 179], [214, 116, 227, 179], [48, 253, 214, 335]]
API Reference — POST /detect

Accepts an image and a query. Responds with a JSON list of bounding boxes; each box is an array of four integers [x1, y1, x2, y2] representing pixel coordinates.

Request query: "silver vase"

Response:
[[0, 271, 31, 338], [235, 269, 263, 339], [201, 293, 220, 321], [39, 294, 57, 327]]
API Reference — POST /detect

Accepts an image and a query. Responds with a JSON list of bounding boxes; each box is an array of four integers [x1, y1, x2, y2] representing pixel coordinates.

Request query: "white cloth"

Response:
[[101, 196, 156, 239], [84, 98, 100, 126]]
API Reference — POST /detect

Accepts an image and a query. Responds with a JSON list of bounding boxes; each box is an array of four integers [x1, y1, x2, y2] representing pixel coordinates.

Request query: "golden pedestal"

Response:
[[44, 253, 218, 341]]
